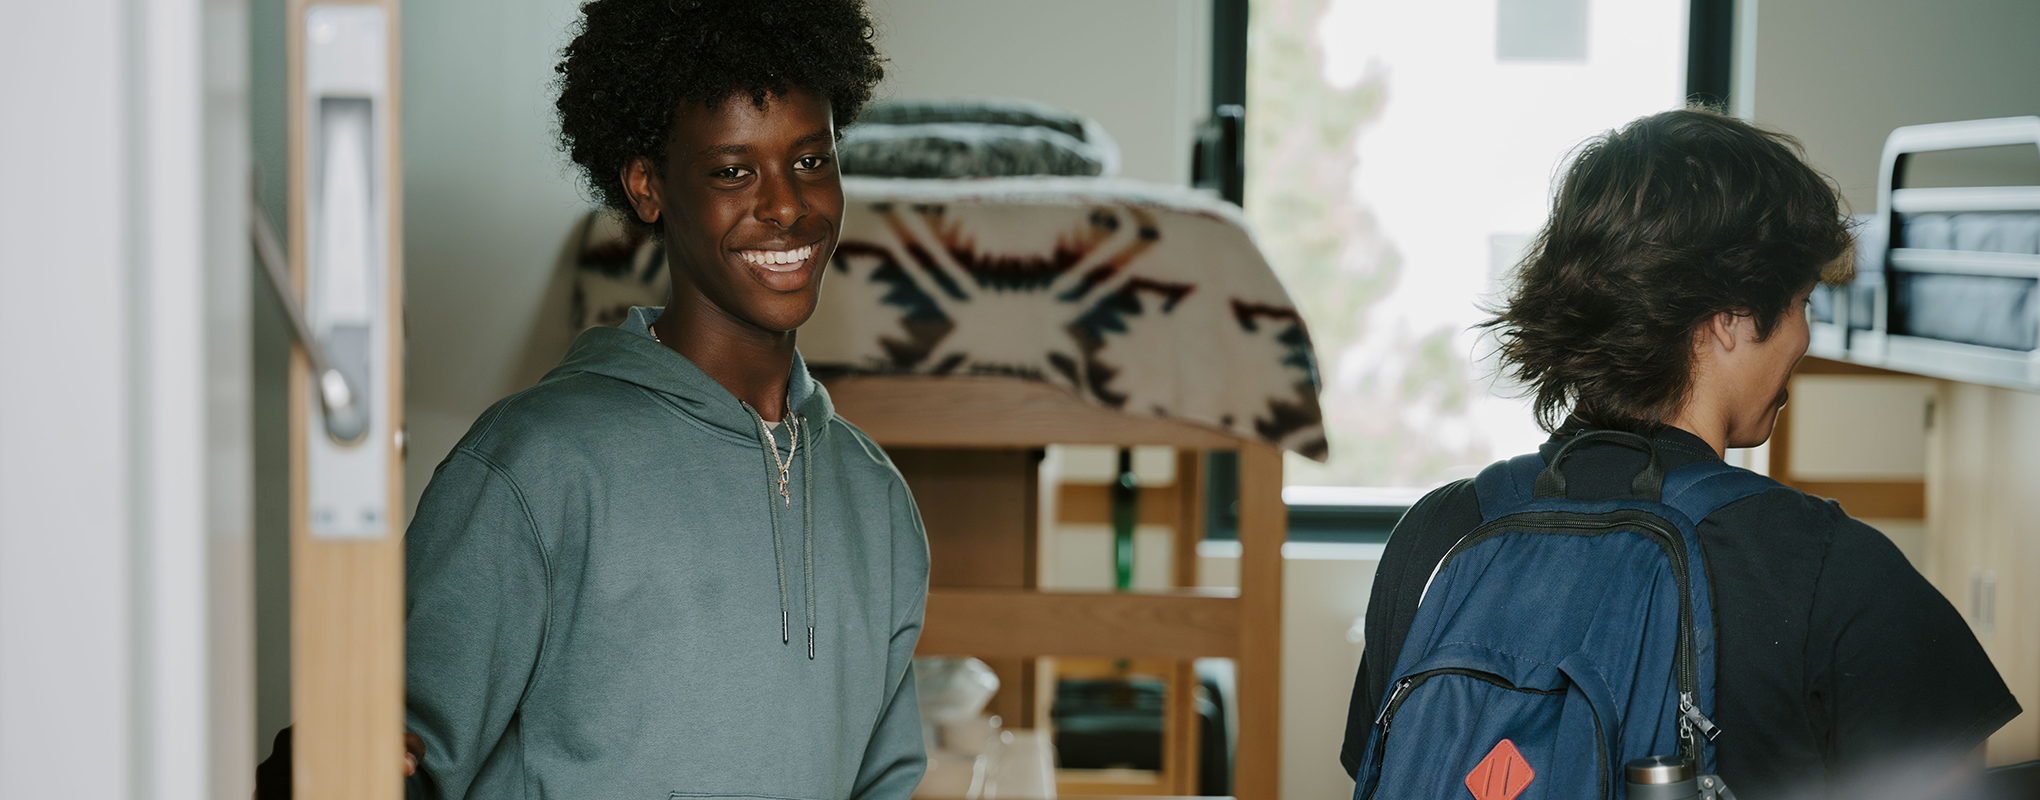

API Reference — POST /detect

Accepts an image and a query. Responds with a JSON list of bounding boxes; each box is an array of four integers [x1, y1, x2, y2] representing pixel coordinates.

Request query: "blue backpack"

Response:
[[1351, 431, 1776, 800]]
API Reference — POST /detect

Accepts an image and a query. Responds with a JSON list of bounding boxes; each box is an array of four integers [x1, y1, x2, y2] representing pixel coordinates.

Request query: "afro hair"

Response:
[[554, 0, 885, 230]]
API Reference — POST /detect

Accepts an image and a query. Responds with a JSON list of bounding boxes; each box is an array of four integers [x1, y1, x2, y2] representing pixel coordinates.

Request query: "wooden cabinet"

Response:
[[1925, 381, 2040, 764]]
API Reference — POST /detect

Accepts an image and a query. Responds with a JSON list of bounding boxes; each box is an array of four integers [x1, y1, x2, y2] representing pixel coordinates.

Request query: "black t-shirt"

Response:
[[1339, 425, 2020, 799]]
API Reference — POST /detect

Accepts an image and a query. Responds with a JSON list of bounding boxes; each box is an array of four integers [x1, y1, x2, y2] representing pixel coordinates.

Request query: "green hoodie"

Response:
[[405, 306, 929, 799]]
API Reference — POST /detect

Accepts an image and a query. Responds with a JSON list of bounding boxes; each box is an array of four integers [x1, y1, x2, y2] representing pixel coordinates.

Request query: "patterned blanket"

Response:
[[571, 176, 1327, 460]]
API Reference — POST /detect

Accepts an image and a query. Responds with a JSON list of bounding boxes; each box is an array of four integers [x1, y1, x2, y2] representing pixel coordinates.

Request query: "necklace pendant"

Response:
[[779, 479, 791, 506]]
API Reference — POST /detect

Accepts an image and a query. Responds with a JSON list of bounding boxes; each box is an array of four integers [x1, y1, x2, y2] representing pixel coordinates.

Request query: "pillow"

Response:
[[856, 98, 1099, 142], [840, 99, 1120, 179]]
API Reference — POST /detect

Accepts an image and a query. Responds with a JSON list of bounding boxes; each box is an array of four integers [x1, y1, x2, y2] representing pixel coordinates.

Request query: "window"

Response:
[[1246, 0, 1691, 487]]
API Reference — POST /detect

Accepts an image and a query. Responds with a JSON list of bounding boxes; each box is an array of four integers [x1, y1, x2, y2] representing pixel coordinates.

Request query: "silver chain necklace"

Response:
[[650, 321, 800, 506], [762, 413, 799, 506]]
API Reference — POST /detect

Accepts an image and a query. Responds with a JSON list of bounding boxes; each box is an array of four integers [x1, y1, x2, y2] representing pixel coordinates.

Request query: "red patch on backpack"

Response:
[[1464, 739, 1535, 800]]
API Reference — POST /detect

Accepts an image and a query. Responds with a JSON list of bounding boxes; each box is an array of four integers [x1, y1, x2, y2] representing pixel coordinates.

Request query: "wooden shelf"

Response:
[[920, 588, 1242, 660], [825, 376, 1242, 450], [1058, 482, 1186, 527]]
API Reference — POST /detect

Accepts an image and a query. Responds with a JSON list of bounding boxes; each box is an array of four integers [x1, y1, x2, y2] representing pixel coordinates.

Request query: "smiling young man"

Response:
[[1339, 110, 2019, 798], [400, 2, 929, 798]]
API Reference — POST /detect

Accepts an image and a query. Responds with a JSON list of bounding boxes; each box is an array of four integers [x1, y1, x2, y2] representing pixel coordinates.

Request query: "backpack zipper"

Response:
[[1375, 668, 1564, 734], [1425, 509, 1718, 763], [1373, 677, 1414, 730]]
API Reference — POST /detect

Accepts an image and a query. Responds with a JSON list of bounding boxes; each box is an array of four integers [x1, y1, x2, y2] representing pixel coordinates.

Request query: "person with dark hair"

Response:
[[1340, 109, 2018, 797], [396, 1, 924, 798]]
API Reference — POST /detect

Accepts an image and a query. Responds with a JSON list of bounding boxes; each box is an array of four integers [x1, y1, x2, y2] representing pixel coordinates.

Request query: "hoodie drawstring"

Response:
[[802, 414, 815, 660], [753, 407, 793, 646], [746, 402, 815, 660]]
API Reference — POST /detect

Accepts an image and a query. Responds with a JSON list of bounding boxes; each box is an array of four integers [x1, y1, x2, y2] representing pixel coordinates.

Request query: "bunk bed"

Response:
[[565, 104, 1326, 800], [1809, 116, 2040, 389]]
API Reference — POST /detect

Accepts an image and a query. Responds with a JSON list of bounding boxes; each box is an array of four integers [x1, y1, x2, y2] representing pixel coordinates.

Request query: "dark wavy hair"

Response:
[[1482, 108, 1855, 433], [553, 0, 885, 232]]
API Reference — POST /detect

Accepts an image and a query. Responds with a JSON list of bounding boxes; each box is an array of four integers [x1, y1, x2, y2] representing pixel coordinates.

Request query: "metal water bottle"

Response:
[[1624, 755, 1698, 800]]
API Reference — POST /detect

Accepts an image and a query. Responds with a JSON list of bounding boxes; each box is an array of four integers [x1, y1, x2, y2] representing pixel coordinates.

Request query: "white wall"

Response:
[[0, 6, 134, 795], [1, 0, 251, 797], [870, 0, 1211, 186], [202, 1, 258, 794], [1747, 0, 2040, 211], [397, 0, 593, 511], [1198, 545, 1376, 800], [1786, 375, 1933, 482], [1274, 550, 1373, 800]]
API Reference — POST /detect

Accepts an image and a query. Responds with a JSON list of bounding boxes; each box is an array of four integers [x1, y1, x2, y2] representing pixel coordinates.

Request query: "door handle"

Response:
[[251, 185, 366, 444], [297, 3, 395, 540]]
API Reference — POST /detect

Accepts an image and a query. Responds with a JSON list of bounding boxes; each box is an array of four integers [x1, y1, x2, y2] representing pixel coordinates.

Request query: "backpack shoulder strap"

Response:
[[1471, 452, 1549, 523], [1659, 459, 1786, 526]]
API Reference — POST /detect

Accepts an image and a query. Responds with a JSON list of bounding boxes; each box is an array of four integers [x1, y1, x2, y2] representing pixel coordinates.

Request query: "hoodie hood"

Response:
[[543, 306, 835, 437]]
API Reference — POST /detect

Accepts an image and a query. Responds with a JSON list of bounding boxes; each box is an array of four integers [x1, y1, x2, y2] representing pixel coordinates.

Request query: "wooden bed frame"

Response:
[[826, 375, 1288, 800]]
